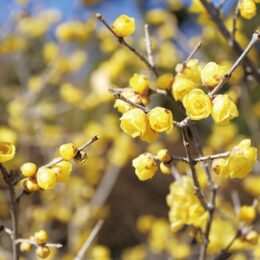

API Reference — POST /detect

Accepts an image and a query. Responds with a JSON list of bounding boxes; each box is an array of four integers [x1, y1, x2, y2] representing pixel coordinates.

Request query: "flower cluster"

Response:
[[166, 177, 208, 232], [213, 139, 257, 179]]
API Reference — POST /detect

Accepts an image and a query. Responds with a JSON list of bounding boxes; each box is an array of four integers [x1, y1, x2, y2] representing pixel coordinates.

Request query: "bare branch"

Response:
[[199, 0, 260, 82], [40, 135, 99, 169], [16, 238, 62, 249], [181, 128, 208, 210], [178, 41, 202, 74], [0, 164, 19, 260], [231, 1, 240, 47], [144, 24, 155, 68], [209, 31, 260, 98], [75, 220, 104, 260], [96, 13, 159, 77]]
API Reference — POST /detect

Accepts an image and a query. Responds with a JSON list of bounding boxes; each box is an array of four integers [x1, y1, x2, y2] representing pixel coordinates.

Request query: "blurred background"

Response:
[[0, 0, 259, 259]]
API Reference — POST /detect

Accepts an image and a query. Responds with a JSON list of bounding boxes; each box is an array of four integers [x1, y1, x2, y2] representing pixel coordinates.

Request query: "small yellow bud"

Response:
[[148, 107, 173, 133], [160, 162, 171, 174], [120, 108, 147, 138], [239, 205, 256, 224], [156, 73, 174, 90], [156, 149, 171, 163], [244, 231, 259, 245], [36, 168, 57, 190], [34, 230, 48, 245], [20, 162, 37, 178], [129, 74, 150, 94], [36, 246, 50, 258], [20, 242, 32, 253], [59, 143, 78, 161], [23, 178, 40, 192], [183, 89, 212, 120], [132, 153, 158, 181], [112, 15, 135, 37]]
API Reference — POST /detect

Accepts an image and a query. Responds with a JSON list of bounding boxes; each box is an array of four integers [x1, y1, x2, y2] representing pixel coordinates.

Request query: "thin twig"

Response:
[[181, 128, 208, 210], [0, 225, 13, 237], [16, 238, 62, 248], [209, 31, 260, 98], [75, 220, 104, 260], [178, 41, 202, 74], [0, 164, 19, 260], [40, 135, 99, 169], [90, 165, 120, 207], [144, 24, 155, 68], [16, 190, 30, 203], [193, 151, 230, 163], [199, 184, 218, 260], [189, 125, 217, 260], [217, 0, 229, 10], [110, 89, 185, 128], [214, 229, 242, 260], [96, 13, 159, 77], [231, 190, 241, 216], [199, 0, 260, 82], [231, 0, 240, 48]]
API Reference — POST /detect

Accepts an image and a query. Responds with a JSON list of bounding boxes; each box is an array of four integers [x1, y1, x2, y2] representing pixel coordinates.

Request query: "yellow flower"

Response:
[[171, 75, 195, 101], [211, 94, 239, 125], [166, 177, 208, 232], [213, 139, 257, 179], [129, 74, 150, 94], [0, 142, 16, 163], [132, 153, 158, 181], [148, 107, 173, 133], [112, 15, 135, 37], [176, 59, 201, 85], [156, 73, 174, 90], [201, 62, 227, 88], [114, 91, 142, 114], [183, 89, 212, 120], [239, 0, 257, 19], [52, 161, 72, 183], [120, 108, 147, 138], [239, 205, 256, 224], [91, 245, 111, 260]]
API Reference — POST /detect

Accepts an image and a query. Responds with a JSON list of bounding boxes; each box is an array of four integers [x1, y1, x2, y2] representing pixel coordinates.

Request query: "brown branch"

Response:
[[181, 128, 208, 210], [193, 151, 230, 163], [199, 0, 260, 82], [217, 0, 229, 10], [209, 31, 260, 98], [40, 135, 99, 169], [199, 184, 218, 260], [96, 13, 159, 77], [231, 0, 240, 47], [0, 164, 19, 260], [110, 89, 186, 128], [214, 229, 242, 260]]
